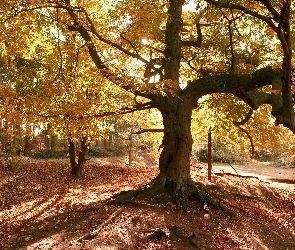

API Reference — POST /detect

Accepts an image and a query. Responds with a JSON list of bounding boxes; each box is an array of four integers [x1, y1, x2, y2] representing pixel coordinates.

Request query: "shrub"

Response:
[[272, 153, 295, 168], [196, 147, 220, 162], [5, 156, 23, 171], [195, 147, 247, 164], [31, 149, 68, 159], [88, 146, 125, 157]]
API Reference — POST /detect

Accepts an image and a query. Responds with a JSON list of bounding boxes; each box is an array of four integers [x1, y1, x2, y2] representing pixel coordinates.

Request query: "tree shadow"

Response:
[[0, 159, 143, 211], [205, 177, 295, 250], [1, 200, 113, 249], [1, 160, 294, 249], [0, 158, 156, 249]]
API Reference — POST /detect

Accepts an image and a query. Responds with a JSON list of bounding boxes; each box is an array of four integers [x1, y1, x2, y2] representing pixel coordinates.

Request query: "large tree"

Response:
[[1, 0, 294, 207]]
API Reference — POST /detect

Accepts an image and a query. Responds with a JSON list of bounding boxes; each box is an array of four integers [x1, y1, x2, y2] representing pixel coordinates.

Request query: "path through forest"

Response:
[[207, 162, 295, 191]]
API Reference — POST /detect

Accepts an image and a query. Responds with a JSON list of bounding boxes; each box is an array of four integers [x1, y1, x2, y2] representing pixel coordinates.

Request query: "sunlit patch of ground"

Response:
[[0, 157, 294, 249]]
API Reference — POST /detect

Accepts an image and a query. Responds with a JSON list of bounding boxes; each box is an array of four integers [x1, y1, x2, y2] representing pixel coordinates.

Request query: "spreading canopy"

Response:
[[1, 0, 294, 205]]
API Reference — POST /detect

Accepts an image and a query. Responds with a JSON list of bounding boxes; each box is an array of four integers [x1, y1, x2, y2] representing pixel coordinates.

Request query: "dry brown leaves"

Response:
[[0, 157, 294, 250]]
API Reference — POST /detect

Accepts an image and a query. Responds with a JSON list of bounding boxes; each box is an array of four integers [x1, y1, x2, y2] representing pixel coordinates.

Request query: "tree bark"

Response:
[[157, 103, 194, 195], [113, 99, 202, 209], [69, 137, 89, 177], [154, 0, 194, 196]]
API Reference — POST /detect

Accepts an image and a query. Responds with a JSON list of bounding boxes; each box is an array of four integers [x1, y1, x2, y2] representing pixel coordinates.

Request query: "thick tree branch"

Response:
[[184, 67, 280, 99], [182, 67, 294, 130], [236, 90, 271, 110], [276, 1, 291, 56], [205, 0, 293, 130], [258, 0, 280, 21]]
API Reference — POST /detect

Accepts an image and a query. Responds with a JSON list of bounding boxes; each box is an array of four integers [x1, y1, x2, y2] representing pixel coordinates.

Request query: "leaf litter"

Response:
[[0, 156, 294, 249]]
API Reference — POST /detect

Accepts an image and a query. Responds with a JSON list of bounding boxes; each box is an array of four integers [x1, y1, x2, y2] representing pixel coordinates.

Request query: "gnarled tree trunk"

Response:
[[114, 99, 206, 209], [156, 102, 194, 195], [151, 0, 197, 201]]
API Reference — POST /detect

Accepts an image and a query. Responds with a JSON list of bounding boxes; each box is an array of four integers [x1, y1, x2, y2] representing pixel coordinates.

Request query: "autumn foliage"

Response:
[[0, 1, 295, 245]]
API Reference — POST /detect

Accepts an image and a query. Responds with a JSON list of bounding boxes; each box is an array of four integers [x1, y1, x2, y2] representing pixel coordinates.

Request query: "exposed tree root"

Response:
[[110, 178, 233, 215], [172, 181, 230, 213], [110, 177, 166, 204]]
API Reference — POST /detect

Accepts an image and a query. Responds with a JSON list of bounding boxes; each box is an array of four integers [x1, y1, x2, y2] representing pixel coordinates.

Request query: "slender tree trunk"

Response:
[[69, 137, 89, 177], [279, 1, 294, 130], [68, 139, 78, 175], [23, 135, 31, 156], [208, 128, 212, 181], [50, 135, 58, 151]]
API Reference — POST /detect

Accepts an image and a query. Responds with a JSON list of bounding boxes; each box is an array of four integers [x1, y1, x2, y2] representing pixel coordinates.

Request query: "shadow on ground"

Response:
[[1, 158, 294, 249]]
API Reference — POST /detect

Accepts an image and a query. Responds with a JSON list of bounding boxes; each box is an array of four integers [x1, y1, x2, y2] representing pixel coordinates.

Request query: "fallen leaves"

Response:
[[0, 156, 294, 249]]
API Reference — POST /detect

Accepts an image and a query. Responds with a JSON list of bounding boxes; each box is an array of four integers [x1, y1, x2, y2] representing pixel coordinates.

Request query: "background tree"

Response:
[[0, 4, 144, 176], [192, 93, 293, 161]]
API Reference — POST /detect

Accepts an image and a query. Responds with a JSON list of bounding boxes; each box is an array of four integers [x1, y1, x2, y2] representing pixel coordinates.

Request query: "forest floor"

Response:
[[0, 155, 294, 250]]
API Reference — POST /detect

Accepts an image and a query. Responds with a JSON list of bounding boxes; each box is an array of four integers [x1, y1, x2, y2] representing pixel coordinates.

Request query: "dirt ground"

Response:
[[203, 162, 295, 191], [0, 156, 294, 250]]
